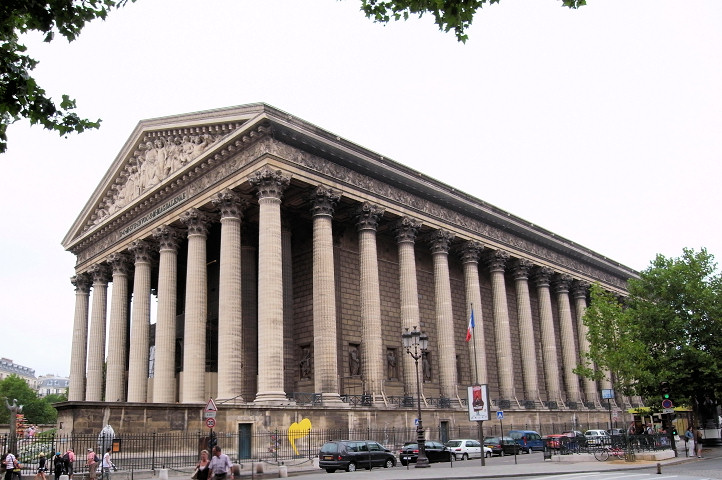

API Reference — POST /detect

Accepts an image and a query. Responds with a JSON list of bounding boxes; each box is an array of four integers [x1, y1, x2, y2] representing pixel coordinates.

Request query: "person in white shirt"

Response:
[[207, 447, 232, 480], [101, 449, 115, 480], [4, 451, 17, 480]]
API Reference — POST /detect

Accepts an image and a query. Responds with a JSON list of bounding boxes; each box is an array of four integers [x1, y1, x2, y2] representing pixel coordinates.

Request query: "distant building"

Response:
[[0, 358, 38, 390], [37, 375, 70, 397]]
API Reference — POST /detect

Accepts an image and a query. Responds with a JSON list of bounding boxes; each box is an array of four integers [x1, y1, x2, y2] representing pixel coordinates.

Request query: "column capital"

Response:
[[393, 216, 422, 243], [427, 229, 454, 254], [248, 167, 290, 199], [129, 239, 154, 263], [552, 273, 573, 294], [153, 225, 184, 251], [309, 185, 341, 217], [511, 258, 534, 280], [212, 188, 248, 219], [532, 266, 554, 287], [108, 252, 133, 275], [571, 280, 590, 299], [89, 264, 111, 284], [71, 273, 91, 293], [355, 202, 384, 231], [484, 249, 509, 273], [459, 240, 484, 264], [180, 208, 212, 236]]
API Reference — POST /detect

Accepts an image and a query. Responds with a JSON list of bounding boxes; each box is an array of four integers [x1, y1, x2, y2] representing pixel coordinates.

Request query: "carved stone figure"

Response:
[[386, 349, 397, 380], [422, 353, 431, 382], [300, 347, 312, 379], [349, 346, 361, 376]]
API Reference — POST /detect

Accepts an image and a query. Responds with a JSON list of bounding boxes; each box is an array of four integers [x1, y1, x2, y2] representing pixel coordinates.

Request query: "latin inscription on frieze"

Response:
[[119, 192, 188, 239]]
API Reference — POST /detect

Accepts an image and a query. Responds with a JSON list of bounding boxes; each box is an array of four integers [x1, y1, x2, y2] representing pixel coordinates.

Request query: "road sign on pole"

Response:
[[497, 411, 503, 420], [206, 418, 216, 428], [204, 398, 218, 419], [661, 399, 674, 409]]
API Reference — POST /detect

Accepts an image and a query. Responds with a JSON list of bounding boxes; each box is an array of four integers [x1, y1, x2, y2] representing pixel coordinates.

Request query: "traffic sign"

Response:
[[204, 398, 218, 419], [661, 398, 673, 409], [497, 411, 504, 420], [206, 418, 216, 428], [662, 408, 674, 414]]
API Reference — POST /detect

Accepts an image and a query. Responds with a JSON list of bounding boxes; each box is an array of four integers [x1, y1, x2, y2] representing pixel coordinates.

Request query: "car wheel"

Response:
[[346, 462, 356, 472], [384, 459, 394, 469], [462, 453, 468, 461], [485, 451, 491, 458], [400, 460, 407, 467], [325, 469, 336, 473]]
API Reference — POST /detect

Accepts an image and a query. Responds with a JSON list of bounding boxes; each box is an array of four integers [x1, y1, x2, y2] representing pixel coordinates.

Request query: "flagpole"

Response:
[[471, 303, 479, 385]]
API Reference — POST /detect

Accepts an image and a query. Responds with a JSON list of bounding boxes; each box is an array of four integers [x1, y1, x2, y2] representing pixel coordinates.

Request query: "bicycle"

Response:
[[594, 446, 625, 461]]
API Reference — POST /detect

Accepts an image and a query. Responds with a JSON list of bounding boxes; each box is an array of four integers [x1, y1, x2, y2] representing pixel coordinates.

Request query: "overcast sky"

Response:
[[1, 0, 720, 378]]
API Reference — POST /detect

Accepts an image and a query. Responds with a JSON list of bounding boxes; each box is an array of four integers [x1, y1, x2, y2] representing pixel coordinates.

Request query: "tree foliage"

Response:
[[579, 248, 722, 410], [0, 0, 133, 153], [359, 0, 587, 42], [0, 375, 59, 424]]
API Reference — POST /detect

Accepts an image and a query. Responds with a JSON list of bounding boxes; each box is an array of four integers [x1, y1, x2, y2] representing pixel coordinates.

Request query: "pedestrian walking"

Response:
[[3, 450, 18, 480], [86, 449, 99, 480], [101, 448, 116, 480], [685, 426, 694, 457], [208, 447, 232, 480], [695, 429, 704, 458], [194, 450, 210, 480], [52, 453, 64, 480], [35, 453, 48, 480]]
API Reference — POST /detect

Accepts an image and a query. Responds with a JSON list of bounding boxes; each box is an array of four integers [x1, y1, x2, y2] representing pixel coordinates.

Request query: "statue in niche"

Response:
[[386, 349, 397, 380], [349, 346, 361, 376], [422, 352, 432, 382], [299, 347, 312, 380]]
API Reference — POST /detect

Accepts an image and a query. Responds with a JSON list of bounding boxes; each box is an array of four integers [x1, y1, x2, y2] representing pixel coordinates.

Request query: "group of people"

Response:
[[685, 426, 705, 458], [195, 446, 234, 480]]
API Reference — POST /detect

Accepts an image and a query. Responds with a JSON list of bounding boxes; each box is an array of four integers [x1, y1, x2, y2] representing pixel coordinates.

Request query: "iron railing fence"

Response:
[[1, 424, 670, 475]]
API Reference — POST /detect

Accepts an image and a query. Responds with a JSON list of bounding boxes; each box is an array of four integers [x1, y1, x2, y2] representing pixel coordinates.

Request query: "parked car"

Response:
[[545, 434, 568, 450], [444, 439, 490, 460], [318, 440, 396, 473], [399, 440, 451, 466], [607, 428, 625, 436], [483, 436, 522, 456], [584, 429, 610, 446], [508, 430, 543, 453]]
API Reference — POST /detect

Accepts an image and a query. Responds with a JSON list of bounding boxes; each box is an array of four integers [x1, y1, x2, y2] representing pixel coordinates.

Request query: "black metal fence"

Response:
[[1, 424, 672, 476]]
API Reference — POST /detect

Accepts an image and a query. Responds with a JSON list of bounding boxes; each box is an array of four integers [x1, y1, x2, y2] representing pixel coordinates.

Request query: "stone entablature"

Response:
[[66, 107, 631, 290]]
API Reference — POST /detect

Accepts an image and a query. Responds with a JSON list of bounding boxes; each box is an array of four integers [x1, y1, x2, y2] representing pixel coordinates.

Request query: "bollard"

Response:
[[60, 475, 69, 480], [256, 463, 264, 474], [278, 465, 288, 478], [158, 469, 168, 480], [657, 462, 661, 474]]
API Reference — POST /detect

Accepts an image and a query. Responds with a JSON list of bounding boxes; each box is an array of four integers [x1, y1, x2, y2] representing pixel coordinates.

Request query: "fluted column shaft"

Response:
[[250, 168, 290, 403], [69, 274, 91, 401], [394, 217, 423, 396], [152, 226, 182, 403], [213, 190, 246, 400], [572, 281, 598, 404], [486, 250, 514, 400], [241, 243, 259, 400], [554, 274, 581, 403], [311, 186, 341, 401], [461, 241, 487, 385], [180, 208, 211, 403], [106, 254, 131, 402], [128, 241, 153, 402], [534, 267, 562, 402], [429, 230, 457, 398], [356, 203, 385, 396], [86, 264, 110, 401], [512, 259, 540, 401]]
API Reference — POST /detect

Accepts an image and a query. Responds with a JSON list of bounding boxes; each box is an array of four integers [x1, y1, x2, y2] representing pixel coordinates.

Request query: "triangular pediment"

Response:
[[63, 103, 276, 249]]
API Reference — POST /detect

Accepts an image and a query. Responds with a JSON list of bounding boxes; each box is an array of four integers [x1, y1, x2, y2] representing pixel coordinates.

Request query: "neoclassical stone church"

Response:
[[60, 103, 636, 434]]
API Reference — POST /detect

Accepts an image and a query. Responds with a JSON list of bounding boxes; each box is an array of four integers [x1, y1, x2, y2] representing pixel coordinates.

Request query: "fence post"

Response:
[[151, 432, 156, 472]]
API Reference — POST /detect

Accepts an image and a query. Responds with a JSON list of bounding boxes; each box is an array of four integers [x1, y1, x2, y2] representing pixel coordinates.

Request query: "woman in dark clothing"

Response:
[[195, 450, 210, 480]]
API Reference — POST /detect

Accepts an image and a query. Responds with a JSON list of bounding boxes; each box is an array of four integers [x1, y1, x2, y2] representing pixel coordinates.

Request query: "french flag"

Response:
[[465, 308, 475, 342]]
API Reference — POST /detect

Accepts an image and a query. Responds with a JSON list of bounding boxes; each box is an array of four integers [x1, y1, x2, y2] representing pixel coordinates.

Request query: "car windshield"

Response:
[[446, 441, 461, 447], [320, 443, 338, 454]]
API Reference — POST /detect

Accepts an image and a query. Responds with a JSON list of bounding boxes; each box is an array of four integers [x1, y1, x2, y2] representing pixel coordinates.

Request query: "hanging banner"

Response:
[[468, 384, 490, 421]]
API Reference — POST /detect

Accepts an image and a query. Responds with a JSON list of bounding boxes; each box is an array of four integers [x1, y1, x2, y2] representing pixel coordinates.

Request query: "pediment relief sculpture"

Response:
[[90, 131, 226, 226]]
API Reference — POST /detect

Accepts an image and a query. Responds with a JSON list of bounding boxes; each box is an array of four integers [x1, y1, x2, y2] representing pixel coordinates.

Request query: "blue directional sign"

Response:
[[497, 411, 503, 420]]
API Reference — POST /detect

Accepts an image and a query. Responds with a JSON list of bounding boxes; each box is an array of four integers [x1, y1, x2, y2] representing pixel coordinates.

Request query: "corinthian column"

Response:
[[87, 264, 111, 401], [249, 167, 290, 404], [485, 249, 515, 402], [106, 253, 132, 402], [69, 274, 91, 401], [428, 229, 457, 399], [511, 258, 540, 405], [572, 280, 599, 406], [393, 217, 423, 397], [212, 189, 247, 401], [355, 202, 385, 398], [554, 274, 581, 404], [460, 241, 487, 385], [310, 185, 342, 403], [127, 240, 153, 402], [152, 226, 183, 403], [180, 208, 212, 403], [533, 267, 562, 404]]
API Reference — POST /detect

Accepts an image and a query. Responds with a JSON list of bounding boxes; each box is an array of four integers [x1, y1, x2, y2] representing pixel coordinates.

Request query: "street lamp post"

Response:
[[402, 326, 430, 468]]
